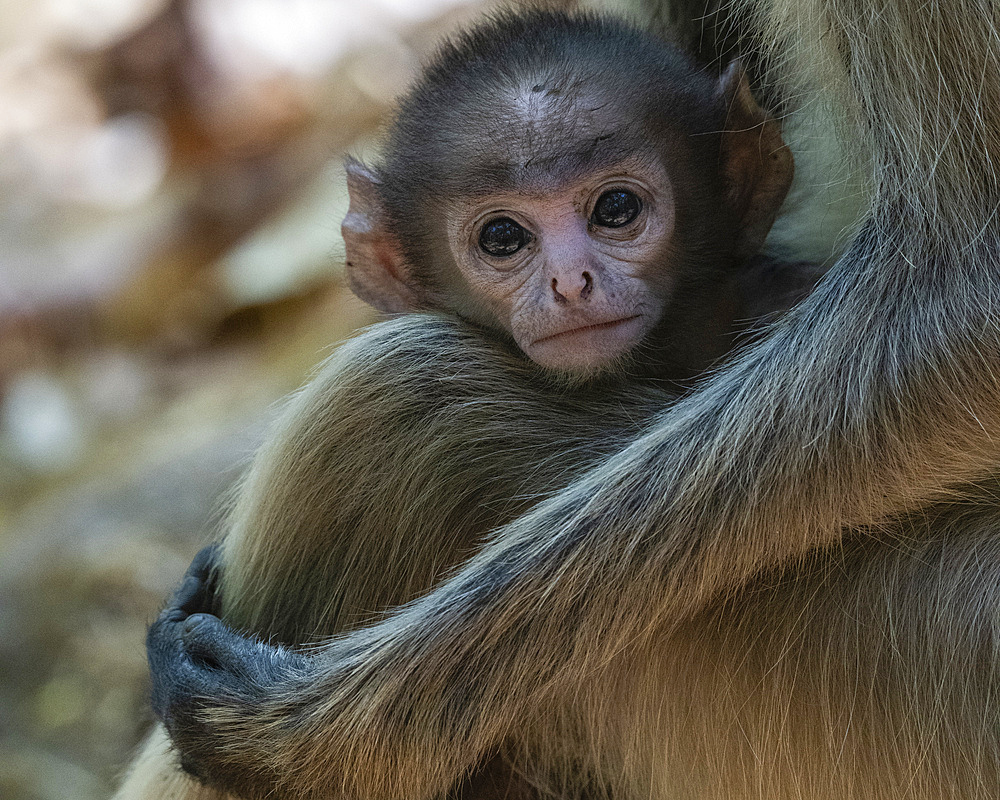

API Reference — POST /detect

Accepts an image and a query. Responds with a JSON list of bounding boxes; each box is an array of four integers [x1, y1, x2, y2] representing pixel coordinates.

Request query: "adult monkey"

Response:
[[145, 1, 1000, 800]]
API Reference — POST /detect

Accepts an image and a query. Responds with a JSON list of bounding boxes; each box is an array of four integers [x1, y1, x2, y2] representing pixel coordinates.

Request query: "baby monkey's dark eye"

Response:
[[479, 218, 529, 257], [591, 190, 642, 228]]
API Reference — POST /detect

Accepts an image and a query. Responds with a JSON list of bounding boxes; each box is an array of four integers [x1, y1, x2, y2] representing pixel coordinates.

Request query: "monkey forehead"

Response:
[[443, 89, 662, 194], [452, 138, 654, 196], [504, 83, 618, 138]]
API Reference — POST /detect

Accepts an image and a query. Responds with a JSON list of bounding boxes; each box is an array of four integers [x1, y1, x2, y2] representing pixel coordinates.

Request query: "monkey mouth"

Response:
[[532, 315, 643, 346]]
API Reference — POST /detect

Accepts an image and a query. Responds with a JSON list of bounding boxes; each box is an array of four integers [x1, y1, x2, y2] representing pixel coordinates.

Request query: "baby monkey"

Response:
[[132, 11, 822, 800], [343, 11, 807, 381]]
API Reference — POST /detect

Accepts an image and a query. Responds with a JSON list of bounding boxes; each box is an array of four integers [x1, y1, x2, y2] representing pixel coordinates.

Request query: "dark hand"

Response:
[[147, 545, 308, 788]]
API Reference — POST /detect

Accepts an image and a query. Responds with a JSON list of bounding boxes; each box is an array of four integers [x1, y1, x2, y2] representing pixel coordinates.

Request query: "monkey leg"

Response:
[[617, 498, 1000, 800]]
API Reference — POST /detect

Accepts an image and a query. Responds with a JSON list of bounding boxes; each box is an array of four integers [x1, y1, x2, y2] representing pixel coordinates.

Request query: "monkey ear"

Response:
[[341, 158, 425, 313], [716, 62, 794, 259]]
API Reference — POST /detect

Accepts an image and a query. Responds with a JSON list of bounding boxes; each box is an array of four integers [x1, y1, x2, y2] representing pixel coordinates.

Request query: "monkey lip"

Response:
[[532, 315, 644, 346]]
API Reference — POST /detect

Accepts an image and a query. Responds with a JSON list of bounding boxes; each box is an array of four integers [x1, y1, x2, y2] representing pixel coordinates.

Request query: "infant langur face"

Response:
[[445, 158, 676, 375], [341, 35, 792, 381]]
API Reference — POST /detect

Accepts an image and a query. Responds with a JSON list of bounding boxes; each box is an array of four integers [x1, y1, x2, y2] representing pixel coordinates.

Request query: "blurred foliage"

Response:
[[0, 0, 534, 796]]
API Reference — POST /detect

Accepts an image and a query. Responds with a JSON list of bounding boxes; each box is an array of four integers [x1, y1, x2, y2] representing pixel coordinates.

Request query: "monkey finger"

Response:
[[154, 545, 223, 627], [178, 544, 223, 616], [178, 613, 238, 670], [179, 613, 311, 687], [146, 619, 251, 730]]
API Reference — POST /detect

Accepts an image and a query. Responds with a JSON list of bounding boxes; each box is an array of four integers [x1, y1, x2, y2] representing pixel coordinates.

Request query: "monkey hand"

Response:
[[147, 546, 310, 794], [147, 548, 467, 799]]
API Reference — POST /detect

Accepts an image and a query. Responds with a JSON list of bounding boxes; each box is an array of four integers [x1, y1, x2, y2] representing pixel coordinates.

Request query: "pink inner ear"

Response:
[[376, 240, 408, 285], [344, 231, 422, 313], [341, 158, 425, 313]]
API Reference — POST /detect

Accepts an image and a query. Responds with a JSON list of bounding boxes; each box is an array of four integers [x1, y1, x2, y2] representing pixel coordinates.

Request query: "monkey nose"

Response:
[[551, 270, 594, 303]]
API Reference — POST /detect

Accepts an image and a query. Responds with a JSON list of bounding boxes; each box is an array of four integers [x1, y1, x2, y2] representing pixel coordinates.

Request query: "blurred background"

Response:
[[0, 0, 650, 796]]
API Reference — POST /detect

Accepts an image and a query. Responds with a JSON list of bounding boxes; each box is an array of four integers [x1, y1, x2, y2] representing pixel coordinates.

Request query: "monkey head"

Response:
[[342, 14, 793, 378]]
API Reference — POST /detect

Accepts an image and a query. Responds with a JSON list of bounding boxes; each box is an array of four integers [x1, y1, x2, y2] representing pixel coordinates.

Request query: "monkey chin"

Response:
[[523, 315, 648, 379]]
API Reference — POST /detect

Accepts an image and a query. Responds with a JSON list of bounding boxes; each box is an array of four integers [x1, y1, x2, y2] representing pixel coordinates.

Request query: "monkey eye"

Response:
[[591, 190, 642, 228], [479, 217, 530, 257]]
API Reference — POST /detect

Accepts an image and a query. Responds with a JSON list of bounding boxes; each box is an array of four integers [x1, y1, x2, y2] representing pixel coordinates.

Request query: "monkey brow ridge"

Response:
[[451, 132, 654, 197]]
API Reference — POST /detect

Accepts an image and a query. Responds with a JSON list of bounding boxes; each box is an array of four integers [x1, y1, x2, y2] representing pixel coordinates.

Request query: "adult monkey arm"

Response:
[[150, 2, 1000, 799]]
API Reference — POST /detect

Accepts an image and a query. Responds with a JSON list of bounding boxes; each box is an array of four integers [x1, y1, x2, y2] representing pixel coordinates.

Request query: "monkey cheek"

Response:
[[520, 315, 650, 374]]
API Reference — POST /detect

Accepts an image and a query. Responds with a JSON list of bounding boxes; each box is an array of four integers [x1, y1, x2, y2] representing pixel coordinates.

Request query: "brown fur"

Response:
[[118, 0, 1000, 797]]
